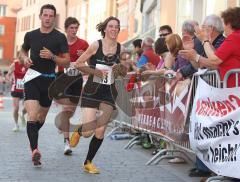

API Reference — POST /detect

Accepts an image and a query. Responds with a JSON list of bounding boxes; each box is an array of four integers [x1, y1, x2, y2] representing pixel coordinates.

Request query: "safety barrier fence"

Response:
[[113, 70, 221, 145], [111, 69, 240, 181]]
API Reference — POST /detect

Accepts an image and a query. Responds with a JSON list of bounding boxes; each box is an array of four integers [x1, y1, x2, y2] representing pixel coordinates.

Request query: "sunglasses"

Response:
[[159, 33, 170, 37]]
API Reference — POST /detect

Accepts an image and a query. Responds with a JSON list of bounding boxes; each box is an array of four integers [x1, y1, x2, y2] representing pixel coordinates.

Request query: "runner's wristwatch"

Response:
[[51, 54, 57, 62]]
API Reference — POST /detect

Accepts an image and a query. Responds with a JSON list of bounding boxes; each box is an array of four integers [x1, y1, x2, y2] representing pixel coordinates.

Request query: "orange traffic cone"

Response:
[[0, 95, 4, 109]]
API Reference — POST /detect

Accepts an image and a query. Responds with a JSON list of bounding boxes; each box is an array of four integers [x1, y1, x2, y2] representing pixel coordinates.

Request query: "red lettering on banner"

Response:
[[216, 101, 227, 116], [229, 95, 240, 107], [223, 100, 236, 113], [195, 100, 201, 113], [195, 94, 240, 117]]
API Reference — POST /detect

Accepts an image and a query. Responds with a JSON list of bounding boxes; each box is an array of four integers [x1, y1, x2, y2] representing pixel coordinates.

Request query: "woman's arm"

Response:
[[142, 68, 166, 76], [6, 62, 15, 82], [164, 52, 175, 69], [74, 41, 105, 78]]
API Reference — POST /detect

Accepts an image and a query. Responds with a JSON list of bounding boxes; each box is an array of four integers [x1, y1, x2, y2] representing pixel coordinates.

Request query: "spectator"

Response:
[[180, 7, 240, 87], [132, 39, 143, 61], [154, 37, 169, 69], [142, 34, 188, 76], [182, 15, 225, 178], [177, 20, 204, 80], [141, 37, 169, 75], [179, 17, 225, 81], [120, 50, 133, 72], [164, 34, 189, 73], [159, 25, 173, 37], [135, 37, 160, 70]]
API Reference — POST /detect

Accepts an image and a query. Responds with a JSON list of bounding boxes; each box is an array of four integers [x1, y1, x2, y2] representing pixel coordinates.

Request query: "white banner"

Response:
[[190, 77, 240, 179]]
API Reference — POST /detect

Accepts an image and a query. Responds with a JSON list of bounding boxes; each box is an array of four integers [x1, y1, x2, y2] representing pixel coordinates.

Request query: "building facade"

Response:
[[7, 0, 240, 66], [14, 0, 67, 57], [0, 0, 22, 68]]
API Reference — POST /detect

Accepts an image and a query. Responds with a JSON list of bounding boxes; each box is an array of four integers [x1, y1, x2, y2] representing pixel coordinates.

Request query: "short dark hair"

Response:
[[154, 38, 168, 55], [40, 4, 56, 16], [96, 16, 120, 38], [64, 17, 80, 29], [132, 39, 142, 48], [159, 25, 173, 33], [221, 7, 240, 30]]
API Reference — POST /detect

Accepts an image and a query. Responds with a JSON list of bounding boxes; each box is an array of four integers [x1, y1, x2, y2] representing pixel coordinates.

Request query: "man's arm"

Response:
[[19, 48, 33, 68], [179, 49, 222, 69], [39, 47, 70, 68], [51, 52, 70, 68]]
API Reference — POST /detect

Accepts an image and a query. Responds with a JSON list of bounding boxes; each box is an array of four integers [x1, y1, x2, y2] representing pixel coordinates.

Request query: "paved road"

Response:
[[0, 96, 201, 182]]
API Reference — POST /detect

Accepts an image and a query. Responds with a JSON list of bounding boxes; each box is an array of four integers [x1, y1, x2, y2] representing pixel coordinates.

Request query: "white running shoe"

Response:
[[64, 142, 72, 155], [12, 125, 20, 132], [20, 114, 26, 127]]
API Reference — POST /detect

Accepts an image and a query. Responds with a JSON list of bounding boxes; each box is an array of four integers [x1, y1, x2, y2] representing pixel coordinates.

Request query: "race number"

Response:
[[16, 79, 24, 90], [93, 64, 114, 85]]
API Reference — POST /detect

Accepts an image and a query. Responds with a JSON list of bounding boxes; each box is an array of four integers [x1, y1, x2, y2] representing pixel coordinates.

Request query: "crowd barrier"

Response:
[[111, 69, 235, 180], [112, 71, 220, 142], [112, 68, 240, 181]]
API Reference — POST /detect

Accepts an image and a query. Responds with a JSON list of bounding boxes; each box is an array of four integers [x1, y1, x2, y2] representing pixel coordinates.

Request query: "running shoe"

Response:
[[64, 142, 72, 155], [20, 114, 26, 127], [69, 128, 81, 148], [32, 149, 41, 167], [83, 160, 100, 174], [12, 124, 20, 132]]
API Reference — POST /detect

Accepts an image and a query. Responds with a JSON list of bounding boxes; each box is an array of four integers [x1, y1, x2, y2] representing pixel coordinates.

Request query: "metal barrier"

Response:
[[110, 69, 240, 181], [110, 70, 221, 165], [223, 68, 240, 88], [176, 70, 221, 149]]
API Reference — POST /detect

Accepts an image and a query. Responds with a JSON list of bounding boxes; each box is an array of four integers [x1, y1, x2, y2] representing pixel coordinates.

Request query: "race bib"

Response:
[[93, 64, 114, 85], [16, 79, 24, 90], [64, 62, 81, 76], [22, 68, 41, 83]]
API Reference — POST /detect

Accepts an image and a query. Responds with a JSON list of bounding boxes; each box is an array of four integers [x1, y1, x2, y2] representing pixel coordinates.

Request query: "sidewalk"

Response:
[[0, 98, 201, 182]]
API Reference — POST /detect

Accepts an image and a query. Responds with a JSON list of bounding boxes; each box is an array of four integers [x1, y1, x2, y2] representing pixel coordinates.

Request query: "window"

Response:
[[0, 5, 6, 16], [204, 0, 227, 15], [147, 5, 157, 30], [118, 5, 128, 28], [176, 0, 193, 34], [32, 14, 35, 28], [16, 19, 20, 32], [0, 25, 5, 35], [27, 16, 30, 30]]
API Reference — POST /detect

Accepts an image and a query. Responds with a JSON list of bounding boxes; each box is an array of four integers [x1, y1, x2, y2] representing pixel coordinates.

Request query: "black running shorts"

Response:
[[24, 76, 55, 107], [11, 91, 24, 99]]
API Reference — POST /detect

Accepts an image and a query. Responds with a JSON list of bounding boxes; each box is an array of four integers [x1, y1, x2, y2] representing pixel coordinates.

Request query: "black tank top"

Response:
[[89, 40, 121, 68], [83, 40, 121, 95]]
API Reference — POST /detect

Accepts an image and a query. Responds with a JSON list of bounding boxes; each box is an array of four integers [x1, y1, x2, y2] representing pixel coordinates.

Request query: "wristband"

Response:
[[202, 40, 210, 46]]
